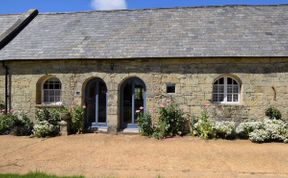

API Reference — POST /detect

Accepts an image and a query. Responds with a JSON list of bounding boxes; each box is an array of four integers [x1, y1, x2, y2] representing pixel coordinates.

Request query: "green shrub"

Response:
[[0, 114, 16, 134], [155, 104, 187, 138], [194, 111, 215, 139], [0, 113, 33, 136], [33, 108, 63, 137], [265, 107, 282, 120], [71, 106, 84, 134], [11, 113, 33, 136], [137, 112, 154, 136]]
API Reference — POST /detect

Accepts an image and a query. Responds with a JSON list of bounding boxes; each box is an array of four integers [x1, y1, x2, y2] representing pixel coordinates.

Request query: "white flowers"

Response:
[[247, 119, 288, 143]]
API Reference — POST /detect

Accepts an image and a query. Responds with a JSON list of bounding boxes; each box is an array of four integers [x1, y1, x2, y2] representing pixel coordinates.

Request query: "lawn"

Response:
[[0, 172, 84, 178]]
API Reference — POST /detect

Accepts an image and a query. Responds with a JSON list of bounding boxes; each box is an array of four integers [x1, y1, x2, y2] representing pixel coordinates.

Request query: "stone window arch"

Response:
[[212, 76, 240, 104], [36, 76, 62, 105]]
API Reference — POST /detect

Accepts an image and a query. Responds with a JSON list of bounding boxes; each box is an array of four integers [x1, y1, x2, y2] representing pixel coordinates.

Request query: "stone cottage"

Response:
[[0, 5, 287, 132]]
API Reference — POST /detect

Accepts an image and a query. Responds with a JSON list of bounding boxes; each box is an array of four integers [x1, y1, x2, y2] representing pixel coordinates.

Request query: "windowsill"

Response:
[[35, 104, 64, 108], [212, 102, 243, 106]]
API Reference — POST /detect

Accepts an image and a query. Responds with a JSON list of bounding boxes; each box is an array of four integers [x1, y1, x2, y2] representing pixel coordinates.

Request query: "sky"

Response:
[[0, 0, 288, 14]]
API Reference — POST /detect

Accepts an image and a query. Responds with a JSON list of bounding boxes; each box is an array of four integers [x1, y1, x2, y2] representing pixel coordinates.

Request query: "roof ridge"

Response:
[[38, 4, 288, 15]]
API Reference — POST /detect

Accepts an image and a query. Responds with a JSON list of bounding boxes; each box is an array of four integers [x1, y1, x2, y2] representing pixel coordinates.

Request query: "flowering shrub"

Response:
[[193, 111, 236, 139], [0, 112, 33, 136], [249, 119, 288, 143], [248, 129, 270, 143], [236, 121, 263, 139], [213, 121, 236, 139], [33, 120, 59, 138], [193, 111, 215, 139], [33, 108, 64, 137]]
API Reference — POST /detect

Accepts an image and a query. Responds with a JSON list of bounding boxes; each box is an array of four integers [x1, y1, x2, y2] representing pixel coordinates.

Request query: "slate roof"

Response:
[[0, 5, 288, 60], [0, 14, 21, 35]]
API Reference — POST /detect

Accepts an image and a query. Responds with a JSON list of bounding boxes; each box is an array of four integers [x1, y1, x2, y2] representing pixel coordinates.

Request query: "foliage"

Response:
[[71, 106, 84, 134], [213, 121, 236, 139], [0, 172, 84, 178], [137, 112, 154, 136], [33, 108, 64, 137], [0, 112, 33, 136], [265, 107, 282, 120], [11, 113, 34, 136], [0, 114, 17, 135], [193, 111, 215, 139], [155, 104, 188, 138], [236, 121, 263, 139]]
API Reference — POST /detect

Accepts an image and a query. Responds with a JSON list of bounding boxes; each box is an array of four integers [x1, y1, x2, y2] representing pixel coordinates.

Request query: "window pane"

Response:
[[227, 85, 232, 93], [219, 94, 224, 101], [227, 94, 232, 102], [219, 85, 224, 93], [43, 90, 49, 102], [55, 83, 60, 89], [213, 85, 218, 93], [55, 97, 60, 102], [228, 78, 232, 84], [55, 90, 60, 96], [213, 94, 218, 102], [233, 94, 238, 102], [219, 78, 224, 84], [233, 80, 237, 84], [233, 86, 238, 93]]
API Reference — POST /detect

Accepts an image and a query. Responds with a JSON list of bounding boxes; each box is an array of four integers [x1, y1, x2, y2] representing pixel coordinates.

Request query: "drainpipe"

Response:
[[2, 62, 8, 114]]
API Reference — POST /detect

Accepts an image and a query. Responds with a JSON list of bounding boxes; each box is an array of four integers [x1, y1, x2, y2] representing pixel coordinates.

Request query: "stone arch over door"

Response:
[[83, 77, 108, 129], [120, 77, 146, 129]]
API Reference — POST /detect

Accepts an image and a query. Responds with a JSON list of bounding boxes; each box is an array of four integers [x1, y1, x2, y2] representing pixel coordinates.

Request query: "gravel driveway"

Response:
[[0, 134, 287, 178]]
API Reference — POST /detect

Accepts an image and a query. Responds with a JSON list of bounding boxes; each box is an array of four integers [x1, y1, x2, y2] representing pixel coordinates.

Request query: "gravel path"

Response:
[[0, 134, 287, 178]]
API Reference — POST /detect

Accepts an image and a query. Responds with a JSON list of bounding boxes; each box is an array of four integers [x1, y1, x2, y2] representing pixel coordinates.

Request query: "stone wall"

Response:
[[2, 57, 288, 132]]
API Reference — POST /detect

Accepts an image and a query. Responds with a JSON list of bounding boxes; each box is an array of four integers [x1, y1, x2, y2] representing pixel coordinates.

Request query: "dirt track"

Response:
[[0, 134, 287, 178]]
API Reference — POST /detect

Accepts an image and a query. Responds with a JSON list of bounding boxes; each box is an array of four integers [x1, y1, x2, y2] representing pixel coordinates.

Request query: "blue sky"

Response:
[[0, 0, 288, 14]]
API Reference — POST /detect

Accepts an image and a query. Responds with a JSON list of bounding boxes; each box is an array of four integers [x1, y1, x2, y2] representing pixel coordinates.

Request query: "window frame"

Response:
[[212, 76, 240, 104], [41, 77, 62, 105]]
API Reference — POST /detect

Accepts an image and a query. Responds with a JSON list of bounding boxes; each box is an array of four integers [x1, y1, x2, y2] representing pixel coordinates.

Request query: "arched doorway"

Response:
[[120, 77, 146, 129], [84, 78, 107, 129]]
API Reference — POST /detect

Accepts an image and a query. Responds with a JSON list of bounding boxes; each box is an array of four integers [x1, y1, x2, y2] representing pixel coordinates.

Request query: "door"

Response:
[[85, 78, 107, 128], [121, 77, 146, 128]]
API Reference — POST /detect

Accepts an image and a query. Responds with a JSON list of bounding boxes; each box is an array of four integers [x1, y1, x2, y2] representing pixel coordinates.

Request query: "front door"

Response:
[[85, 78, 107, 129], [121, 78, 146, 128]]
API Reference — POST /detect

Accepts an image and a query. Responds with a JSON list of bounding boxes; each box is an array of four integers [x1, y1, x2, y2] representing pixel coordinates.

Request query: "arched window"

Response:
[[213, 76, 240, 104], [42, 77, 62, 104]]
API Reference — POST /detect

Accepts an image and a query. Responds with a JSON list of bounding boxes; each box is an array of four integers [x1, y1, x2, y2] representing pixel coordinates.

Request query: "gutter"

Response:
[[2, 62, 8, 114]]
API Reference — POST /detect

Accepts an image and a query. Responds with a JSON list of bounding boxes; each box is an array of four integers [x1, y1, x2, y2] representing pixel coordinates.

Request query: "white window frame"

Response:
[[213, 76, 240, 104], [42, 77, 62, 105]]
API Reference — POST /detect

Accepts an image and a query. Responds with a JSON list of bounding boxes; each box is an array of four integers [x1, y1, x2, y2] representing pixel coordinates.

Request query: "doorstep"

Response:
[[121, 127, 139, 134]]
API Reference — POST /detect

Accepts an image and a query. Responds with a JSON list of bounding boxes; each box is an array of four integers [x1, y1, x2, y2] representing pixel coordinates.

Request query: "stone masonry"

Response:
[[1, 57, 288, 132]]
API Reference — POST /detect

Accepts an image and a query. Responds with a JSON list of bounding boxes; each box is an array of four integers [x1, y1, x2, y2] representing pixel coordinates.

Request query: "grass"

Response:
[[0, 172, 84, 178]]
